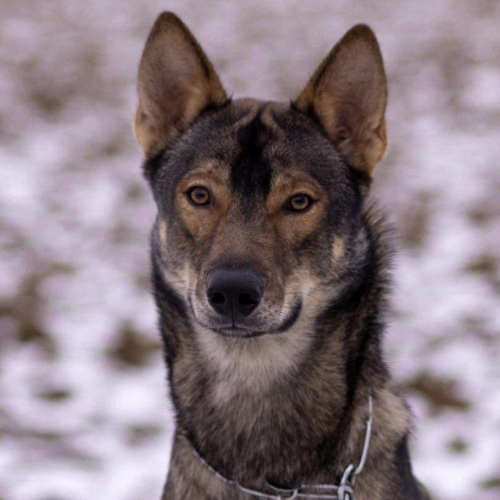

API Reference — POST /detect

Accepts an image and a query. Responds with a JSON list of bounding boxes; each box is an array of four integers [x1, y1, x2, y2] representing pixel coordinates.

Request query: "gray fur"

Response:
[[134, 12, 431, 500]]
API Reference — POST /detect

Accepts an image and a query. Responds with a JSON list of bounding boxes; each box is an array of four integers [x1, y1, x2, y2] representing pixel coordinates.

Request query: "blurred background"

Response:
[[1, 0, 499, 499]]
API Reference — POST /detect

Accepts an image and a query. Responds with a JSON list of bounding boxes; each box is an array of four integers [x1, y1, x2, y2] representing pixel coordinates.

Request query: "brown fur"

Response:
[[135, 13, 228, 156], [295, 24, 388, 174], [134, 12, 430, 500]]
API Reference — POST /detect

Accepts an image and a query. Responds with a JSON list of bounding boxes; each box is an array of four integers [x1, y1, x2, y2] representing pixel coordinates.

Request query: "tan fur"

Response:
[[331, 236, 345, 263], [159, 219, 168, 246], [176, 162, 231, 240], [260, 102, 289, 136], [193, 266, 346, 406], [295, 24, 388, 174], [134, 13, 227, 157], [195, 324, 313, 401], [134, 14, 429, 500], [267, 171, 326, 245]]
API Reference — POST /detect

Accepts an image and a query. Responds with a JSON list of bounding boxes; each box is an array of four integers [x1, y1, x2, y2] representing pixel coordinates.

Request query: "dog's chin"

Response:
[[196, 300, 302, 338], [213, 327, 269, 339]]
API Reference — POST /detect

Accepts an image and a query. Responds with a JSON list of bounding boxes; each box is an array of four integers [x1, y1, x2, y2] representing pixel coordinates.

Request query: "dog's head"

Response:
[[135, 13, 387, 338]]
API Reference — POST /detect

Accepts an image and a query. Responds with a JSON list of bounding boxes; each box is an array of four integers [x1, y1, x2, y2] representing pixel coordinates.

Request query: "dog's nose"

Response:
[[206, 269, 263, 318]]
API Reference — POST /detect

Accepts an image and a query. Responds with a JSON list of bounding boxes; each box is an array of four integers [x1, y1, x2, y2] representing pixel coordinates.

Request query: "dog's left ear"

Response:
[[295, 24, 387, 175]]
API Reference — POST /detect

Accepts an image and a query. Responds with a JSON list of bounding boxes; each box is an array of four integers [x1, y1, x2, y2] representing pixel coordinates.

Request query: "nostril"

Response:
[[210, 292, 226, 305], [238, 293, 257, 308], [206, 269, 263, 318]]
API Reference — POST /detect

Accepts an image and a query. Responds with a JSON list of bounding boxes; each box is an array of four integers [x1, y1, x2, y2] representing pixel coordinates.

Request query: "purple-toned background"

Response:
[[1, 1, 499, 499]]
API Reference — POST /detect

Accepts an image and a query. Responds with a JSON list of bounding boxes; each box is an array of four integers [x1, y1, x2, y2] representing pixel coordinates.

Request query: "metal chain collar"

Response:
[[191, 396, 373, 500]]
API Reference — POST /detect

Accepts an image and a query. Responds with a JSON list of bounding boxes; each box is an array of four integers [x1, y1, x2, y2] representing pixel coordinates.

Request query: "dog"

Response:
[[133, 12, 430, 500]]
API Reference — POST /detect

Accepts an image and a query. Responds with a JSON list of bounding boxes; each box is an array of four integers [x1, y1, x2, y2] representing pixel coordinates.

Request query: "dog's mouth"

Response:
[[194, 299, 303, 338]]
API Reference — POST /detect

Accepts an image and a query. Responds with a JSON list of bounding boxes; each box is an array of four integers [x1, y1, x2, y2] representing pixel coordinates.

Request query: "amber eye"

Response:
[[188, 186, 211, 206], [286, 194, 313, 212]]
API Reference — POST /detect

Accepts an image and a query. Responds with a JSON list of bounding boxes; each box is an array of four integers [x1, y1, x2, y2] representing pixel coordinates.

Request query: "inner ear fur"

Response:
[[134, 12, 228, 158], [295, 24, 388, 175]]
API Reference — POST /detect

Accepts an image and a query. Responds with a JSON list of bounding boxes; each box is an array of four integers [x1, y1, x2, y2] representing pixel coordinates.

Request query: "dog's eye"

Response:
[[188, 186, 211, 206], [286, 194, 313, 213]]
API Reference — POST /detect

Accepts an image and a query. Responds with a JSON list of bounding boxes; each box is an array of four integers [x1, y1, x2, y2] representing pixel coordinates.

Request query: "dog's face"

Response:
[[135, 13, 387, 338], [150, 100, 363, 336]]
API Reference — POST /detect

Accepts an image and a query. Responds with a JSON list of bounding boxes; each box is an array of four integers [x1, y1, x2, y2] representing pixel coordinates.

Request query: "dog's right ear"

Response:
[[134, 13, 228, 158]]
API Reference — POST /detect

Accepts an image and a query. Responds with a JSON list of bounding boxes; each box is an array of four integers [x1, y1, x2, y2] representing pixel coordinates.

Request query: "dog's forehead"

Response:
[[177, 98, 346, 194]]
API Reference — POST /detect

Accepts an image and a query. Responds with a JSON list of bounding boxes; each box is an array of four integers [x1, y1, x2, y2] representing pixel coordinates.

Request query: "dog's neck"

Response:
[[189, 396, 374, 499], [155, 214, 411, 491]]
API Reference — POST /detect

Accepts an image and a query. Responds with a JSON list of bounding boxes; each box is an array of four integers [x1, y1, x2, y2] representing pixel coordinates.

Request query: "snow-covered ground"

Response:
[[1, 1, 499, 499]]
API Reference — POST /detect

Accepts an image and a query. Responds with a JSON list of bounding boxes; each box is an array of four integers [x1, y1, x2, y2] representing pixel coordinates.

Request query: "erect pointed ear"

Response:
[[134, 12, 228, 158], [294, 24, 388, 175]]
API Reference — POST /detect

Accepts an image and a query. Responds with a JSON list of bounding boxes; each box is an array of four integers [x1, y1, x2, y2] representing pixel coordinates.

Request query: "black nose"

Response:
[[206, 269, 263, 318]]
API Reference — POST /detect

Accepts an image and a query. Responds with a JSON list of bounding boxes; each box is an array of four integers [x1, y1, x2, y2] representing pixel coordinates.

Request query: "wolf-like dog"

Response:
[[134, 12, 430, 500]]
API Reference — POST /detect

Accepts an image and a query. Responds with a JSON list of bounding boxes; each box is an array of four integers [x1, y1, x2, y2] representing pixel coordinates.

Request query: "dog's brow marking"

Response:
[[181, 159, 228, 181], [270, 170, 323, 194]]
